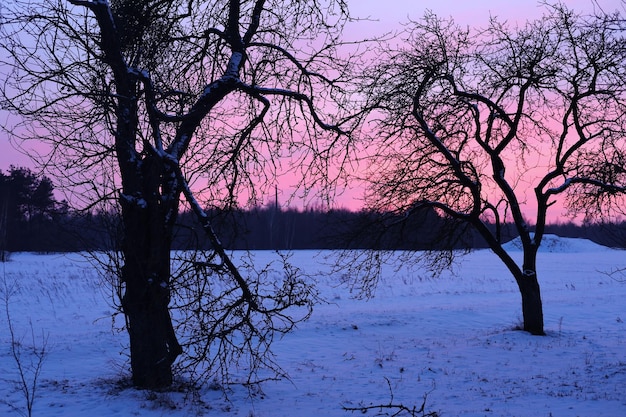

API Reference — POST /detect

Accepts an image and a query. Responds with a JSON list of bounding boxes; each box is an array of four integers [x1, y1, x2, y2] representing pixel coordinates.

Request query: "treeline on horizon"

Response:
[[2, 167, 626, 253], [4, 203, 626, 253]]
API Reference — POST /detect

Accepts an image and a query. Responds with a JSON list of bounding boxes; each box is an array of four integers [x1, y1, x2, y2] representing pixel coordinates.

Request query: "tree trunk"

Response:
[[518, 247, 545, 335], [475, 222, 546, 336], [119, 157, 182, 389], [518, 272, 545, 335], [120, 236, 181, 388]]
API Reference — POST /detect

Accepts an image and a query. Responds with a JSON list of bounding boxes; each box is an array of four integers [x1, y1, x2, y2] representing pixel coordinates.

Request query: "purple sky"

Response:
[[3, 0, 622, 173], [348, 0, 621, 29], [1, 0, 622, 219], [1, 120, 34, 172]]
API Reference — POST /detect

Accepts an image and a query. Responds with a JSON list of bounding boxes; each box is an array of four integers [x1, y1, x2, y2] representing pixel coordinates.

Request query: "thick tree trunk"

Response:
[[518, 272, 545, 335], [120, 235, 181, 388], [518, 247, 545, 335], [478, 225, 546, 336], [119, 157, 182, 389]]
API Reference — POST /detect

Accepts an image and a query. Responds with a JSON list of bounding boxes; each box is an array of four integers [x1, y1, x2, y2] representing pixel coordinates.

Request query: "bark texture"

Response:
[[119, 157, 182, 388], [518, 273, 545, 335]]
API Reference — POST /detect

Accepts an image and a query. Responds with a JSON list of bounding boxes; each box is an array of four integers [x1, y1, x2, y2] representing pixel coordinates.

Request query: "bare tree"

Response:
[[352, 4, 626, 335], [0, 0, 360, 388], [2, 276, 48, 417]]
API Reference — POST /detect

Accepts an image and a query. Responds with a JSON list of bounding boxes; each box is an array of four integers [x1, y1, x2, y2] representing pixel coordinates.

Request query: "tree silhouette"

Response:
[[352, 4, 626, 335], [0, 167, 62, 255], [1, 0, 361, 388]]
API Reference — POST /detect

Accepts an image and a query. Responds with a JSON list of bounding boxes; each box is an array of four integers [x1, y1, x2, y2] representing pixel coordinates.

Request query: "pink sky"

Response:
[[335, 0, 625, 221], [3, 0, 620, 173], [2, 0, 620, 172], [1, 0, 622, 221]]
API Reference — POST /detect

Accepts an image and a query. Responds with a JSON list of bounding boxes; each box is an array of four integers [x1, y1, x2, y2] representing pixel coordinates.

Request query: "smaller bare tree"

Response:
[[1, 276, 49, 417], [348, 4, 626, 335]]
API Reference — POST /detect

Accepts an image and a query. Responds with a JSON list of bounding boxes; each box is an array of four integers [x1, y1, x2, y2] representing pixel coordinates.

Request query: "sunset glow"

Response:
[[1, 0, 623, 223]]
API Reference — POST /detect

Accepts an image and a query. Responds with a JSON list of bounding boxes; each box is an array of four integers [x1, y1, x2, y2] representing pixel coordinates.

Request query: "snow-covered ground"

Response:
[[1, 236, 624, 416]]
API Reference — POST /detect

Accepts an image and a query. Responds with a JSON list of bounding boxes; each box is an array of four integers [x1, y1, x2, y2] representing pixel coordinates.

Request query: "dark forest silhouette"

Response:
[[1, 168, 625, 253]]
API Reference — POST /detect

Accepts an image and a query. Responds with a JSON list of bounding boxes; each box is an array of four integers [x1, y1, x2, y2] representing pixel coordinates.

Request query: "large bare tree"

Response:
[[0, 0, 360, 388], [352, 5, 626, 335]]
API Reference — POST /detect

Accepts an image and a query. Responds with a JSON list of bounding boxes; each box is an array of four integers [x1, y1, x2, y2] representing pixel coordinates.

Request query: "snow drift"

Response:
[[502, 234, 617, 253]]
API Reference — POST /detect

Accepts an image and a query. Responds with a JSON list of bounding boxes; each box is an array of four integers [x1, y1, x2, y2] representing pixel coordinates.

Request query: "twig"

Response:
[[342, 377, 438, 417]]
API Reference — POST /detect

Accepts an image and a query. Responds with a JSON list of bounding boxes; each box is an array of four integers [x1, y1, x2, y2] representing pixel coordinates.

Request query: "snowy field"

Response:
[[1, 236, 625, 417]]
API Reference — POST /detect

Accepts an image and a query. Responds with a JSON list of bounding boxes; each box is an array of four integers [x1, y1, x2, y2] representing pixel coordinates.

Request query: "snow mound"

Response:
[[502, 234, 615, 253]]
